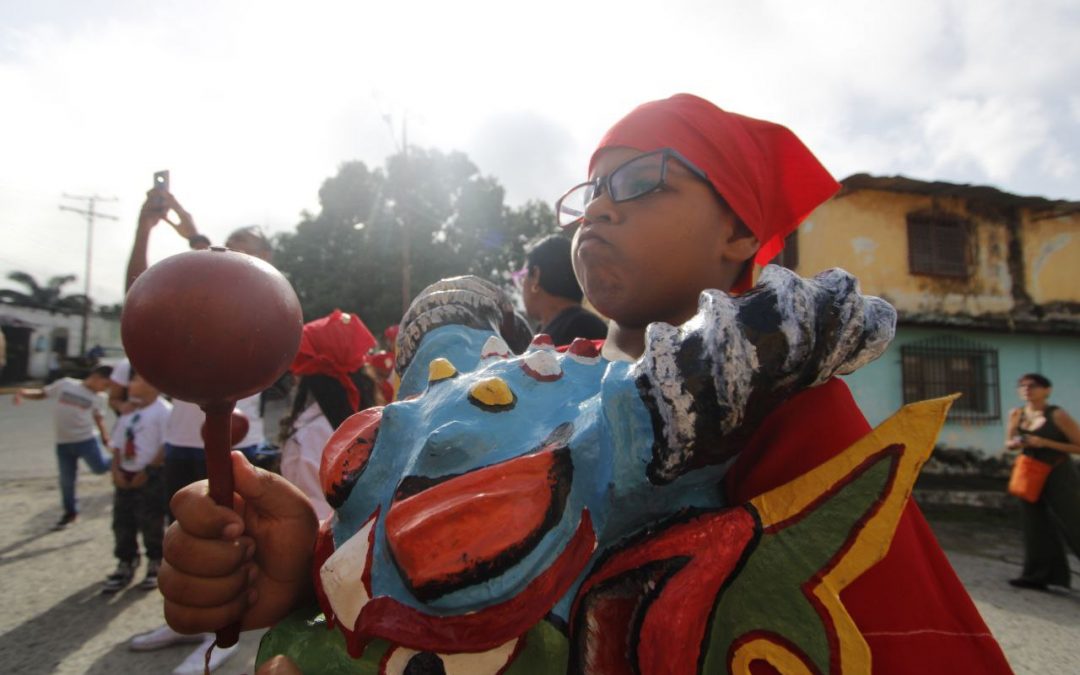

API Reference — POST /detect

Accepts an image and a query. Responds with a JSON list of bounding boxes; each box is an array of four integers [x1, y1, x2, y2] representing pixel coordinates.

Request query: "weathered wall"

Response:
[[0, 305, 122, 378], [798, 188, 1080, 322], [1022, 212, 1080, 305], [842, 326, 1080, 457], [799, 192, 1014, 315], [793, 181, 1080, 458]]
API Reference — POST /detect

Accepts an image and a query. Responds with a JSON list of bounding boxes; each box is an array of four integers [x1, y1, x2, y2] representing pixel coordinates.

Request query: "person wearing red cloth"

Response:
[[281, 309, 381, 520], [159, 94, 1010, 674], [563, 93, 1009, 672]]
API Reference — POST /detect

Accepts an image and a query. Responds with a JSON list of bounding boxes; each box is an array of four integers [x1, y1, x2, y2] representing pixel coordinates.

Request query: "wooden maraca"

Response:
[[121, 246, 302, 647]]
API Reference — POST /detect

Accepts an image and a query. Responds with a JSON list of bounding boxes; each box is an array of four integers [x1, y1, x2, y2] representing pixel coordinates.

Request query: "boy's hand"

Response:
[[160, 452, 318, 634], [13, 390, 22, 405]]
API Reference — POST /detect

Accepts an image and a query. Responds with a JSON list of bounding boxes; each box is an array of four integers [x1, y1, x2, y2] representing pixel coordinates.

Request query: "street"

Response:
[[0, 394, 264, 675], [1, 393, 1078, 673]]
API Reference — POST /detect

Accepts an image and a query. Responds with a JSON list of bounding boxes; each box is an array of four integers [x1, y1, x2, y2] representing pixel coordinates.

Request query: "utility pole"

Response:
[[381, 109, 412, 316], [59, 194, 118, 355], [400, 116, 411, 317]]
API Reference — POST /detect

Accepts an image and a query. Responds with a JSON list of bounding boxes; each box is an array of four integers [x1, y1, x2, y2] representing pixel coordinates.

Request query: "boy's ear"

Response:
[[720, 229, 761, 264]]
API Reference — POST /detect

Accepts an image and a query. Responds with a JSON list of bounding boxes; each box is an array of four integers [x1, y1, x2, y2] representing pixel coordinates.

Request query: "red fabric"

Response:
[[291, 309, 377, 411], [383, 324, 400, 351], [368, 350, 395, 377], [725, 379, 1012, 674], [591, 94, 841, 292]]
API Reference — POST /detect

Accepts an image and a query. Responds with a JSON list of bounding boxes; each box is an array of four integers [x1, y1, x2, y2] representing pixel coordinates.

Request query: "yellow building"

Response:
[[783, 174, 1080, 455]]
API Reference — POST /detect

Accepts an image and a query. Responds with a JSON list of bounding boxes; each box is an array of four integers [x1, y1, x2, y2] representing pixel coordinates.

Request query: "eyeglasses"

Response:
[[555, 148, 709, 228]]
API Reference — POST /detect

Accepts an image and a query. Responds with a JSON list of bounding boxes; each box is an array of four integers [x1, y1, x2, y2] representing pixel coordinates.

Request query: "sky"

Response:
[[2, 0, 1078, 308]]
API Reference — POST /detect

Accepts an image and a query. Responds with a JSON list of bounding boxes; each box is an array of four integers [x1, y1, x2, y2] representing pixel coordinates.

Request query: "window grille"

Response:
[[907, 211, 969, 278], [901, 335, 1000, 422]]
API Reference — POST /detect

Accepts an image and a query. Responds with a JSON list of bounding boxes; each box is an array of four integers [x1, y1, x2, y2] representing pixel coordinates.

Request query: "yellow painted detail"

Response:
[[428, 358, 457, 383], [729, 638, 815, 675], [469, 377, 514, 407], [748, 394, 957, 673]]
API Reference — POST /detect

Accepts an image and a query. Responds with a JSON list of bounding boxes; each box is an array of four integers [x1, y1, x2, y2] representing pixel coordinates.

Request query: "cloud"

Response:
[[467, 111, 579, 206], [2, 0, 1079, 306], [920, 97, 1049, 181]]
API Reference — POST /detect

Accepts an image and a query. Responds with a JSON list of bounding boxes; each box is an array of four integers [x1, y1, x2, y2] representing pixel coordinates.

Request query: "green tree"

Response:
[[274, 147, 554, 332], [0, 271, 91, 313]]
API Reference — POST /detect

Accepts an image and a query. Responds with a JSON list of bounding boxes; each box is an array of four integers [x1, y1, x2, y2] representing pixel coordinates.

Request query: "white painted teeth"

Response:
[[521, 349, 563, 381], [480, 335, 511, 359], [319, 516, 375, 631]]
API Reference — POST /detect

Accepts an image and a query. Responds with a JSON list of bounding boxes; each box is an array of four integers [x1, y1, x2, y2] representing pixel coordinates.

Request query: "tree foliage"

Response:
[[0, 271, 91, 313], [274, 147, 557, 332]]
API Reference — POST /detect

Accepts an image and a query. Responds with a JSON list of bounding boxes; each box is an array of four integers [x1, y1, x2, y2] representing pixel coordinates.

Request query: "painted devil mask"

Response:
[[288, 265, 896, 667]]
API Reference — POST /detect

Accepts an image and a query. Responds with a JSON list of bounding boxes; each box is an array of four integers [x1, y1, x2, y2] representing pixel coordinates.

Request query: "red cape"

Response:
[[724, 378, 1012, 674]]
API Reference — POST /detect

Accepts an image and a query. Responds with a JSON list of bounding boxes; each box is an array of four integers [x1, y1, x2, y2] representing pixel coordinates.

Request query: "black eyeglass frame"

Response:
[[555, 148, 710, 229]]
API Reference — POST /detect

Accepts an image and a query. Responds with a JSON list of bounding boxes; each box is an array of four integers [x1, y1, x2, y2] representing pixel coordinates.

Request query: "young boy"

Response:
[[102, 370, 172, 593], [160, 95, 1011, 674], [16, 365, 113, 530]]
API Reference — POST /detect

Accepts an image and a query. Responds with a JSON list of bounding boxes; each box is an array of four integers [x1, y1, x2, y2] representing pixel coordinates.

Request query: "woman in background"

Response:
[[1004, 372, 1080, 590], [280, 309, 381, 520]]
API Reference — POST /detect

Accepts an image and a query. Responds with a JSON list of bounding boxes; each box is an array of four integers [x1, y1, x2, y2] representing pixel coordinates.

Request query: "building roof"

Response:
[[839, 174, 1080, 218], [0, 313, 39, 328]]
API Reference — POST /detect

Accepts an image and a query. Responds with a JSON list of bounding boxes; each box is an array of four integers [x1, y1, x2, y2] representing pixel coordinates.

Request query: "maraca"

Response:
[[121, 246, 302, 647]]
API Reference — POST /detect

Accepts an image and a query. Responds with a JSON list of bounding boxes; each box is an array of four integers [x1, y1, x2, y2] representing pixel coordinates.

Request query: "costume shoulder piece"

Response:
[[255, 267, 968, 675]]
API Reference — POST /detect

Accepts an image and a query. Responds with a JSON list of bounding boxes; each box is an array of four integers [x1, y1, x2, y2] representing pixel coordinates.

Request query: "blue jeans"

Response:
[[56, 437, 111, 515]]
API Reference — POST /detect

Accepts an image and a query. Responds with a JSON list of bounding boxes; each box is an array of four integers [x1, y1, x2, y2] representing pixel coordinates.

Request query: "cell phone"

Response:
[[153, 170, 170, 192]]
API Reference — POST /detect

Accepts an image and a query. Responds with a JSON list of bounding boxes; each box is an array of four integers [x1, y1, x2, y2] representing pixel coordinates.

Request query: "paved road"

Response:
[[1, 392, 1078, 673], [1, 388, 64, 479], [0, 393, 264, 674]]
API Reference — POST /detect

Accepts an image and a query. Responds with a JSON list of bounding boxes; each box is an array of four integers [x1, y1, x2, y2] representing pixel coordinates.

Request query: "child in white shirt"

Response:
[[15, 365, 113, 529], [102, 371, 172, 593]]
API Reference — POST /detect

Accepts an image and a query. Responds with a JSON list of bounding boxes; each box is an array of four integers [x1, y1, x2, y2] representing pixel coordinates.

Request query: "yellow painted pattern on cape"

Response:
[[742, 395, 957, 673]]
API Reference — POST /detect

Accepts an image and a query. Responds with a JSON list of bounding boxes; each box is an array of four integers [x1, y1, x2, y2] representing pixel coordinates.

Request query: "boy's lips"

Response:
[[575, 228, 611, 254]]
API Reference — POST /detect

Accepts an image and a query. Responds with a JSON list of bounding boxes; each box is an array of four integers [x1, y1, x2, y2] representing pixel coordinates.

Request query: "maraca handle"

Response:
[[202, 403, 241, 648]]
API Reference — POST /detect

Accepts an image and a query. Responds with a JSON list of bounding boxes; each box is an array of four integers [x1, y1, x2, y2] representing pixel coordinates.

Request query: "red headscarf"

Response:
[[290, 309, 377, 412], [590, 94, 840, 292], [383, 324, 400, 352]]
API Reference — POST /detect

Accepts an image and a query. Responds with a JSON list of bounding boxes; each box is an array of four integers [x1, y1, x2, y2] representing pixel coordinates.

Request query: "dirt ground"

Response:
[[0, 475, 265, 675]]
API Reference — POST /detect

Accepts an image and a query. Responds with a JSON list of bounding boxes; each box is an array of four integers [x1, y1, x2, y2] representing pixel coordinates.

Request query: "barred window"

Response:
[[901, 336, 1000, 422], [907, 211, 969, 278]]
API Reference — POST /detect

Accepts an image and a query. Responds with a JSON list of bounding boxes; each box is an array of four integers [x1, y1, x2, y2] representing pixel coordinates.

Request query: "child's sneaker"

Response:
[[138, 559, 161, 590], [101, 558, 139, 594], [129, 624, 204, 651], [172, 634, 238, 675]]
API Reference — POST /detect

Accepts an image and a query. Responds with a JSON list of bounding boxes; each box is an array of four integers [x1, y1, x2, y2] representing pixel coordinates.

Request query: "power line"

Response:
[[59, 193, 119, 354]]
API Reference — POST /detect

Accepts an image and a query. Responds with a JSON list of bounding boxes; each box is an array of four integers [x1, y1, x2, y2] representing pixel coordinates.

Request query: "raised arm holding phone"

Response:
[[126, 171, 209, 292]]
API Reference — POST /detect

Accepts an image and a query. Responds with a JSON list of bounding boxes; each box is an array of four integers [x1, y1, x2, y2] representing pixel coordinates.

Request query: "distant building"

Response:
[[780, 174, 1080, 456], [0, 306, 122, 383]]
